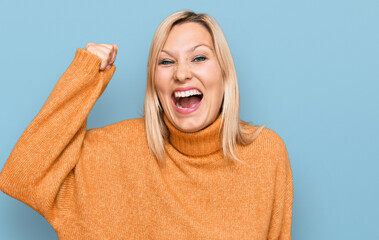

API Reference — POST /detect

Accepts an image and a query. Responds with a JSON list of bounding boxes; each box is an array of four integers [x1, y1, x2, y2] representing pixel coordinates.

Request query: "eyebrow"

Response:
[[161, 44, 213, 56]]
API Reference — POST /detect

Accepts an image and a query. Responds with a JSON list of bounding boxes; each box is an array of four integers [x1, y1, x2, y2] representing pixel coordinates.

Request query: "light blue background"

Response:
[[1, 0, 378, 239]]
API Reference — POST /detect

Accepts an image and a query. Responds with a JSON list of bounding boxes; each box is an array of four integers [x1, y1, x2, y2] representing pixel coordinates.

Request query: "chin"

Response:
[[171, 113, 212, 133], [173, 119, 203, 133]]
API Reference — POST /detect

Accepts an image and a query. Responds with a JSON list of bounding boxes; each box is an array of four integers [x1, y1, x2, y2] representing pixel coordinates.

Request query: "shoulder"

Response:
[[90, 117, 144, 131], [79, 118, 153, 177], [244, 125, 286, 147], [85, 117, 146, 144], [239, 125, 289, 163], [256, 127, 287, 151]]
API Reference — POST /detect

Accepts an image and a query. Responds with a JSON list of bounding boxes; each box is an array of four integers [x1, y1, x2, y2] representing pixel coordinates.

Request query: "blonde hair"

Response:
[[144, 10, 263, 163]]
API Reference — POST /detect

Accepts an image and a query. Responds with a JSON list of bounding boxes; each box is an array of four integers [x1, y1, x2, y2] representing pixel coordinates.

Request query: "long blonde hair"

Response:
[[144, 10, 262, 162]]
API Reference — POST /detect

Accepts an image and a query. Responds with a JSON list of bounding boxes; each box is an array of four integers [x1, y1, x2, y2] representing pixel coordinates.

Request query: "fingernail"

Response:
[[106, 65, 111, 69]]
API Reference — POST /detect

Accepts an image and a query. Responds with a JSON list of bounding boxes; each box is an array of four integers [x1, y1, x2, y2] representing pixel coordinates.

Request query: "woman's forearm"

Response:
[[0, 49, 115, 221]]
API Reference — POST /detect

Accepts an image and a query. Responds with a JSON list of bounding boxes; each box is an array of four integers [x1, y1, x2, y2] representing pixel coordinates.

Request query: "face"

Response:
[[155, 22, 224, 132]]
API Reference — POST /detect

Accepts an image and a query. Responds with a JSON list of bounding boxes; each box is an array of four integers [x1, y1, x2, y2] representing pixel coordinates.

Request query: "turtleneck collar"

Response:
[[163, 114, 222, 157]]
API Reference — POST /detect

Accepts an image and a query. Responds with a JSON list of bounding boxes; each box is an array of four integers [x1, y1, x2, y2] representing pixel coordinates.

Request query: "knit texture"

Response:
[[0, 49, 293, 240]]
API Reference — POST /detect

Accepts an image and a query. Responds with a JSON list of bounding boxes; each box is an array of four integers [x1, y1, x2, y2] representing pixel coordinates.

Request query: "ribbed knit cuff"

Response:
[[70, 48, 102, 77]]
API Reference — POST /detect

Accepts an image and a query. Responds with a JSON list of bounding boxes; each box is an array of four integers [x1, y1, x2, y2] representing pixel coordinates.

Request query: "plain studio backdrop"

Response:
[[0, 0, 378, 239]]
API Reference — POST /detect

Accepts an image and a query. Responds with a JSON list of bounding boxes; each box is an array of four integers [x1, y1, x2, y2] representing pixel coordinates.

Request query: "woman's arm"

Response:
[[268, 136, 294, 240], [0, 44, 117, 224]]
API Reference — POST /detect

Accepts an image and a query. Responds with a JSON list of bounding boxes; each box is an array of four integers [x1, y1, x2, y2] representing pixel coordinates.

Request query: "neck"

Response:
[[163, 114, 222, 157]]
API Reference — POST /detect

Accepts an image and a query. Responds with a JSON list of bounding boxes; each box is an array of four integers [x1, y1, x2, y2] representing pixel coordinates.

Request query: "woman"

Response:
[[0, 11, 293, 239]]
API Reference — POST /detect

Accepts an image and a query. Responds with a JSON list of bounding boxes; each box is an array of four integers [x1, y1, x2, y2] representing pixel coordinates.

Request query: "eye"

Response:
[[158, 59, 174, 65], [193, 56, 207, 62]]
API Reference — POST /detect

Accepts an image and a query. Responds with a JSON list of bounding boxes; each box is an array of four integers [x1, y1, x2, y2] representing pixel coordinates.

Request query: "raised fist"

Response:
[[85, 43, 118, 70]]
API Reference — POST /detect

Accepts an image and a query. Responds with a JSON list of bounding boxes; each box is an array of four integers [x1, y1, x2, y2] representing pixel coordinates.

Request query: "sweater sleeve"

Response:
[[0, 49, 115, 223], [268, 135, 294, 240]]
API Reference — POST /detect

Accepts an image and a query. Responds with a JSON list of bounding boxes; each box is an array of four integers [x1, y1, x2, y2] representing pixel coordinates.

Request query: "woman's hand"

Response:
[[85, 43, 118, 70]]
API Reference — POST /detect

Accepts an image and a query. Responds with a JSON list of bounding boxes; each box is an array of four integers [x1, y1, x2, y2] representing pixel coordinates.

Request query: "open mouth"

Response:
[[172, 88, 203, 113]]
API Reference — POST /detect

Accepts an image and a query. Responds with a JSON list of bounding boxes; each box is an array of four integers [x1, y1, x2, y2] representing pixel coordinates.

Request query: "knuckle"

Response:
[[85, 42, 93, 49]]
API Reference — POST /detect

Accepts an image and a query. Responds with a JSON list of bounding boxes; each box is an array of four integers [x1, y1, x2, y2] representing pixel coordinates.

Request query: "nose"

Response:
[[174, 61, 192, 82]]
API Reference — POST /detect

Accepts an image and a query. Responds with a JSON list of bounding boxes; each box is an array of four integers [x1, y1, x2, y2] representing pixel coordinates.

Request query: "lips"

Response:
[[171, 87, 203, 114]]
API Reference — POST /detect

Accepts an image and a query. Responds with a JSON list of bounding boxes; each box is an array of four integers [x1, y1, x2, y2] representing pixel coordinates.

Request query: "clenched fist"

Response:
[[85, 43, 118, 70]]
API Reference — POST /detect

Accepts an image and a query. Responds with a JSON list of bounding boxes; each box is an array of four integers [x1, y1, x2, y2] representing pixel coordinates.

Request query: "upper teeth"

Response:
[[174, 89, 202, 98]]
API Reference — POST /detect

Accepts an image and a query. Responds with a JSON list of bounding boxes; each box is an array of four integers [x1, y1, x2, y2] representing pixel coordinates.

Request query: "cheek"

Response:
[[154, 69, 172, 96], [198, 61, 222, 80], [199, 62, 224, 95], [209, 64, 224, 107], [212, 83, 224, 110]]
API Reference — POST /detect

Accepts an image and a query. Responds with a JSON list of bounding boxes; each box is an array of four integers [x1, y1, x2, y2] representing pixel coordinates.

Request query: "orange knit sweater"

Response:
[[0, 49, 293, 240]]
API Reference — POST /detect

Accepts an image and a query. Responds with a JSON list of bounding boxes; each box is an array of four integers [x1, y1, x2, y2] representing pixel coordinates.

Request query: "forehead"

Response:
[[163, 22, 213, 51]]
